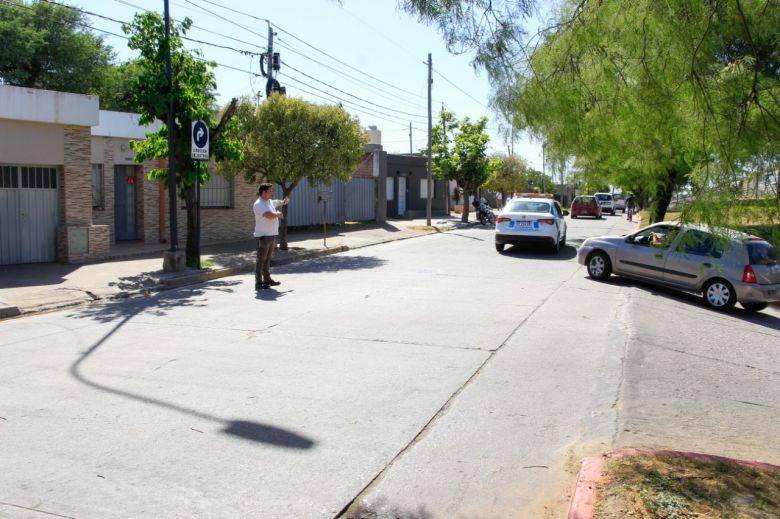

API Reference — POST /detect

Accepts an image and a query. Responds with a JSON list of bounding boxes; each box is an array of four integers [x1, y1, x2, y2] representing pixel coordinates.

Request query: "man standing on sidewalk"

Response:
[[253, 184, 289, 290]]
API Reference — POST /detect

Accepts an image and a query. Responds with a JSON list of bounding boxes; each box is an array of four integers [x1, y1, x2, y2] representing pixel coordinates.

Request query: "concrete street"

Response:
[[1, 215, 778, 518]]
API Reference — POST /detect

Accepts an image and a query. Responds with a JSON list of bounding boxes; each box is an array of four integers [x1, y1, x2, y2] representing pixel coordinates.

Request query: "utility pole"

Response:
[[265, 23, 274, 96], [426, 53, 433, 226], [441, 102, 448, 215], [409, 122, 412, 154], [162, 0, 181, 272], [542, 142, 546, 194], [510, 126, 515, 156]]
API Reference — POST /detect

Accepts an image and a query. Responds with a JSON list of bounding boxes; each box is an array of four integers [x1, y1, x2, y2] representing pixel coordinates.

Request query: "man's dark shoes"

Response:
[[266, 279, 281, 287], [255, 282, 269, 290]]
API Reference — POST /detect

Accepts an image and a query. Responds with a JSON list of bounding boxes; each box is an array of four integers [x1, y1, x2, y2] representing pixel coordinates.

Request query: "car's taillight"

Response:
[[742, 265, 757, 284], [496, 216, 511, 223], [538, 218, 555, 225]]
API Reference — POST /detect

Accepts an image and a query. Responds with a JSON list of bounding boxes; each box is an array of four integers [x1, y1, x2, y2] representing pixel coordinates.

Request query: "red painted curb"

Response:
[[566, 449, 780, 519]]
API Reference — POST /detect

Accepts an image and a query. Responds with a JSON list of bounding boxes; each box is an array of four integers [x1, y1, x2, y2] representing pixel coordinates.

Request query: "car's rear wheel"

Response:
[[495, 243, 505, 253], [702, 278, 736, 310], [551, 236, 561, 254], [571, 214, 577, 219], [587, 251, 611, 280], [741, 301, 768, 312]]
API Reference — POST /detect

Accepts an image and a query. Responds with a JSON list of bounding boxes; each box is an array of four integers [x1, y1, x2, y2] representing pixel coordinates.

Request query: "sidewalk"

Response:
[[0, 216, 476, 318]]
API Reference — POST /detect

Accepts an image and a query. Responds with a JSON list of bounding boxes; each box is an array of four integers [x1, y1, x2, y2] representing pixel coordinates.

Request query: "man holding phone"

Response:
[[253, 183, 289, 290]]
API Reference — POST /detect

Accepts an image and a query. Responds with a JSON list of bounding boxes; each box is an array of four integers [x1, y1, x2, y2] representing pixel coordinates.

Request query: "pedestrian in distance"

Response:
[[626, 194, 636, 221], [253, 183, 289, 290]]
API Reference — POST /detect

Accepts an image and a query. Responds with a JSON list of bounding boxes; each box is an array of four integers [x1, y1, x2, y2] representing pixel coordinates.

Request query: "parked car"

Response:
[[495, 197, 568, 253], [578, 222, 780, 311], [570, 196, 602, 219], [613, 194, 626, 213], [594, 193, 615, 214]]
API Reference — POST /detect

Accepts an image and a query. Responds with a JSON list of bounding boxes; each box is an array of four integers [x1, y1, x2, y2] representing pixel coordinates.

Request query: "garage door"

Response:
[[0, 165, 59, 265]]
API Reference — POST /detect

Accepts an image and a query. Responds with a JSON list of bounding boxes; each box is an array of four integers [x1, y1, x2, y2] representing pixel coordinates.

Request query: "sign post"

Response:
[[191, 120, 209, 269], [317, 186, 332, 248]]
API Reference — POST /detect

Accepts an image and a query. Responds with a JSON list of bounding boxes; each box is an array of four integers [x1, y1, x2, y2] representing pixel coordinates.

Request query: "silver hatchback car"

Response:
[[578, 222, 780, 311]]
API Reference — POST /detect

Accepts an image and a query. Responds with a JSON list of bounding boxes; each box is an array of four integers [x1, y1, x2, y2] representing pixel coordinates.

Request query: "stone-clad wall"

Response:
[[60, 125, 109, 262]]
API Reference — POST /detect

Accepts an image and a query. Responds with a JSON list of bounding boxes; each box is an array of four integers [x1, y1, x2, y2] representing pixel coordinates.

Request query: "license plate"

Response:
[[512, 221, 536, 231]]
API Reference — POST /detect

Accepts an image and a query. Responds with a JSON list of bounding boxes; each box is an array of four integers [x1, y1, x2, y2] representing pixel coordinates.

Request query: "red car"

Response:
[[570, 196, 602, 219]]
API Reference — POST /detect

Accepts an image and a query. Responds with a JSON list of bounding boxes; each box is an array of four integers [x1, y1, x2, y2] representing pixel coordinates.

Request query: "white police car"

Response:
[[495, 196, 568, 253]]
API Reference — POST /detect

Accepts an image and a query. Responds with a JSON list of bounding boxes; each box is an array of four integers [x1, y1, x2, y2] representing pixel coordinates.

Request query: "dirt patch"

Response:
[[596, 455, 780, 518]]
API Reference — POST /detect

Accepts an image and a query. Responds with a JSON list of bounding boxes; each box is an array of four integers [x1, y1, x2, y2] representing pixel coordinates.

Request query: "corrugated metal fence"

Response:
[[273, 177, 375, 227]]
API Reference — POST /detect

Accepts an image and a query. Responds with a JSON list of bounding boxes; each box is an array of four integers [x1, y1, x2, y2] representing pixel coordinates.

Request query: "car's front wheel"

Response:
[[702, 278, 736, 310], [741, 301, 768, 312], [587, 251, 612, 280]]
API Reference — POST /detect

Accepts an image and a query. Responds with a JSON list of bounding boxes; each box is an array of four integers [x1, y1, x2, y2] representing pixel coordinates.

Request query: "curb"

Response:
[[566, 448, 780, 519], [0, 303, 21, 319]]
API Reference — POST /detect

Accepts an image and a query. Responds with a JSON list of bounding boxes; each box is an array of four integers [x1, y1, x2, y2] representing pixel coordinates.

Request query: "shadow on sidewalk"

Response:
[[66, 281, 316, 449]]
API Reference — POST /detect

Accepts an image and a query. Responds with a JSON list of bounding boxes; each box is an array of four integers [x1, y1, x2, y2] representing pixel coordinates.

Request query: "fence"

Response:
[[273, 177, 375, 227]]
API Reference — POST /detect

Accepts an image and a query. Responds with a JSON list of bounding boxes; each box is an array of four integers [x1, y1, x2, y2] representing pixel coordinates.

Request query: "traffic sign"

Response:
[[191, 120, 209, 160]]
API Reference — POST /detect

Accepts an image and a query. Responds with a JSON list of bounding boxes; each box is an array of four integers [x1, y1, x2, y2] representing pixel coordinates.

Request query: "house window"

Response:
[[420, 178, 428, 199], [201, 172, 232, 208], [91, 163, 104, 209]]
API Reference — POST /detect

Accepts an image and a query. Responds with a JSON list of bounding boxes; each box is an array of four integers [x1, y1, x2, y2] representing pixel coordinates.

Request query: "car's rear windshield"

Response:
[[506, 201, 551, 213], [574, 197, 595, 204], [594, 194, 612, 201], [746, 241, 778, 266]]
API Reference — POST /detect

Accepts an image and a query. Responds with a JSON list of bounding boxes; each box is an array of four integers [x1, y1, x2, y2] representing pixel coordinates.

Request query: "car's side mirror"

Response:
[[563, 210, 570, 216], [625, 235, 635, 243]]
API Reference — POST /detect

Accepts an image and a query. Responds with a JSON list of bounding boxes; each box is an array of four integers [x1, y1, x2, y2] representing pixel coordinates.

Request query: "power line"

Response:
[[177, 0, 266, 40], [281, 60, 427, 120], [112, 0, 267, 53], [272, 21, 429, 101], [432, 67, 489, 109], [282, 73, 427, 129], [40, 0, 261, 57], [274, 38, 426, 110], [1, 0, 130, 40]]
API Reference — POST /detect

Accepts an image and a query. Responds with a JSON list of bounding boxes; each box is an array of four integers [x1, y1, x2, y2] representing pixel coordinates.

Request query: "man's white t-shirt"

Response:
[[253, 198, 279, 237]]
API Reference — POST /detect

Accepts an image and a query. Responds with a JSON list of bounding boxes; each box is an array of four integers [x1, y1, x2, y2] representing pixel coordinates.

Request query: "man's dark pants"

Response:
[[256, 236, 276, 285]]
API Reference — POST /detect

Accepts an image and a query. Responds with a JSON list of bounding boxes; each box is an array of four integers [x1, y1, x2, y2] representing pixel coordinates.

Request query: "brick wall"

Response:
[[352, 152, 374, 179], [138, 158, 163, 244]]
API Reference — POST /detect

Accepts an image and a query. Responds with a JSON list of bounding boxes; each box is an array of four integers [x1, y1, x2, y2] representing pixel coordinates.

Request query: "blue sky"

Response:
[[69, 0, 543, 169]]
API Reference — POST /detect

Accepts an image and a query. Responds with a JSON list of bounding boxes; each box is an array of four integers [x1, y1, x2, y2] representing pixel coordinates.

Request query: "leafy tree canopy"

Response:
[[0, 0, 137, 111], [224, 94, 366, 249], [124, 11, 243, 265], [404, 0, 779, 239]]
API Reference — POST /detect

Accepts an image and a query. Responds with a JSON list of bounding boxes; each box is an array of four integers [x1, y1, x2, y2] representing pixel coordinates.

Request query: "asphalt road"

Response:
[[1, 214, 777, 519]]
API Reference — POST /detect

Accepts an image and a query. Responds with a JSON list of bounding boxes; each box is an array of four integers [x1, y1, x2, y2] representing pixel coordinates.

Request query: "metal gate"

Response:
[[345, 178, 375, 221], [0, 165, 59, 265], [114, 165, 137, 241]]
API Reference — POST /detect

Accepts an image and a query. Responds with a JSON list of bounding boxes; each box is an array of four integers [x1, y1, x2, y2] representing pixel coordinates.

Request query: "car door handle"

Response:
[[655, 253, 663, 258], [703, 262, 712, 268]]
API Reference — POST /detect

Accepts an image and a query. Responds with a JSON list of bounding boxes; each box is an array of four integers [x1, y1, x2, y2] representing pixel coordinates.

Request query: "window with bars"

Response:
[[92, 164, 104, 209], [201, 173, 233, 208], [1, 166, 57, 189]]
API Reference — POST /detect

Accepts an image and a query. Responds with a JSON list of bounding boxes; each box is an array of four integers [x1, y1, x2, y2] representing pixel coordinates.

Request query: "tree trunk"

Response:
[[277, 182, 299, 250], [650, 169, 678, 223], [499, 190, 506, 209], [278, 188, 292, 250], [183, 185, 198, 267], [461, 188, 470, 223]]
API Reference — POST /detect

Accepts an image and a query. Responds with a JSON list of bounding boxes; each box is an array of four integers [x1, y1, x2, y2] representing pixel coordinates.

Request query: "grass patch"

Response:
[[595, 455, 780, 518], [405, 225, 443, 232], [200, 259, 216, 269]]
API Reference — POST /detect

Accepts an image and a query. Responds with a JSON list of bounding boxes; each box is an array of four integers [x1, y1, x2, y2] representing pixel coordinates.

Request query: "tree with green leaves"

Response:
[[429, 109, 491, 222], [404, 0, 779, 239], [224, 95, 365, 250], [0, 0, 137, 111], [123, 12, 243, 266], [484, 154, 530, 204]]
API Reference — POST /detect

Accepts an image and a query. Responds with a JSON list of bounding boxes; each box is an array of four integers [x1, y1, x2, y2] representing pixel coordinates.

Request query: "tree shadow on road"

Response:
[[592, 276, 780, 331], [68, 279, 241, 324]]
